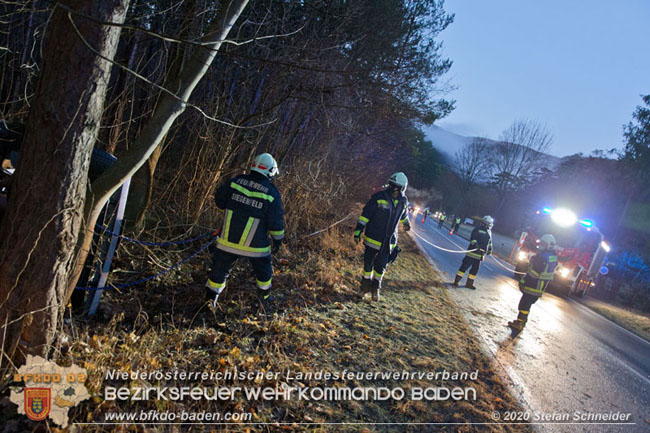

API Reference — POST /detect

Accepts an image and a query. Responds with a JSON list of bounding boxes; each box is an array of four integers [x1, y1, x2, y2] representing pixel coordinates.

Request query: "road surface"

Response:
[[410, 217, 650, 432]]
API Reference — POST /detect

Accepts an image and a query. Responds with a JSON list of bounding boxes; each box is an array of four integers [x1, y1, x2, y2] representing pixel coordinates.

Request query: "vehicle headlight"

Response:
[[558, 267, 570, 278], [518, 251, 527, 261]]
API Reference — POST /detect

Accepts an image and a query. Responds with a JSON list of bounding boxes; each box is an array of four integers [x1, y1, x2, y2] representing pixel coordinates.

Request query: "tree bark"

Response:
[[0, 0, 130, 369], [125, 0, 199, 230], [70, 0, 250, 296]]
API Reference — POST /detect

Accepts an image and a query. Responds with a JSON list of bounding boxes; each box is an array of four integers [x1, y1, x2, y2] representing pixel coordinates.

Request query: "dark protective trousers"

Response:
[[209, 249, 273, 292], [516, 292, 540, 322], [438, 219, 444, 228], [457, 256, 481, 281], [363, 246, 391, 286]]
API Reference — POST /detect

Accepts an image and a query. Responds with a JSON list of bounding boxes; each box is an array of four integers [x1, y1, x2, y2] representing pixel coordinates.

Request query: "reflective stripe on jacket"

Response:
[[355, 190, 409, 251], [214, 172, 284, 257], [520, 250, 558, 296], [466, 227, 493, 260]]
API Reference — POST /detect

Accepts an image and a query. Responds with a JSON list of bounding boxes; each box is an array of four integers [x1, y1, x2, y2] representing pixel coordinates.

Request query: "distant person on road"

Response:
[[508, 234, 558, 332], [453, 216, 494, 289], [453, 216, 462, 233], [354, 172, 410, 301], [205, 153, 285, 309], [421, 207, 430, 223], [437, 213, 446, 229]]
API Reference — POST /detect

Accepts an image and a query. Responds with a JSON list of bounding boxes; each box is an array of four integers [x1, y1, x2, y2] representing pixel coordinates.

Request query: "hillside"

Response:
[[422, 124, 562, 171]]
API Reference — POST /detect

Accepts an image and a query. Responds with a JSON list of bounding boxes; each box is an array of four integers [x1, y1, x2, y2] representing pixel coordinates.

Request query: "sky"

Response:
[[435, 0, 650, 157]]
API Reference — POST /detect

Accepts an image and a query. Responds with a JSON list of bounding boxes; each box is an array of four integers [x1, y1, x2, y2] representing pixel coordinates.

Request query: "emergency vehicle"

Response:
[[511, 207, 611, 297]]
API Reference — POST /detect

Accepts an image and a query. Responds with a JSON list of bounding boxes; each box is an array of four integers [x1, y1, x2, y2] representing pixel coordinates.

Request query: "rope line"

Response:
[[94, 224, 216, 246], [489, 255, 527, 275], [411, 229, 478, 254], [301, 213, 355, 239], [75, 237, 217, 291]]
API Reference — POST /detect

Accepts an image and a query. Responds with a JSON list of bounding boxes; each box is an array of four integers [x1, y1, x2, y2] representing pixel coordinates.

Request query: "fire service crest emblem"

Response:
[[24, 388, 51, 421]]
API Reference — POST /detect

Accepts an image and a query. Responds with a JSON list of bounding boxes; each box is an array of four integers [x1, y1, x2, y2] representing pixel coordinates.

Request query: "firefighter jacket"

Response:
[[355, 190, 409, 251], [214, 172, 285, 258], [520, 250, 558, 297], [466, 227, 493, 260]]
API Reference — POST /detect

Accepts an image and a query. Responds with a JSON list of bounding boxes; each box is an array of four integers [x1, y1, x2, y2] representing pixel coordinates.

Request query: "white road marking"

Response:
[[414, 222, 650, 411]]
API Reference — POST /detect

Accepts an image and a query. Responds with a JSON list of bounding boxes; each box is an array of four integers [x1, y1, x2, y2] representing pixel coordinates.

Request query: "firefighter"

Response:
[[452, 216, 462, 234], [205, 153, 285, 307], [453, 216, 494, 289], [437, 213, 446, 229], [421, 208, 430, 223], [354, 172, 410, 301], [508, 234, 558, 332]]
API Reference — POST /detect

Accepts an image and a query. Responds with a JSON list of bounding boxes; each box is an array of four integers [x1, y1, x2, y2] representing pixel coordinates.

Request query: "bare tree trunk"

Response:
[[71, 0, 250, 295], [125, 0, 199, 231], [0, 0, 130, 369], [131, 144, 162, 228], [106, 29, 141, 155]]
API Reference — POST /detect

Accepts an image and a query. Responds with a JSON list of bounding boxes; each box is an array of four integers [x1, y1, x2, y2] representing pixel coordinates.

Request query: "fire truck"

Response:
[[511, 207, 611, 297]]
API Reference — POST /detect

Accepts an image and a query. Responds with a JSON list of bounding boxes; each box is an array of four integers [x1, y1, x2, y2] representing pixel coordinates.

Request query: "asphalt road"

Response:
[[409, 216, 650, 433]]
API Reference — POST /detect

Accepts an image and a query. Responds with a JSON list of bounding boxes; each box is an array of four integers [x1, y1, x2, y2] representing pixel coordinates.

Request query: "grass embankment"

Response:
[[579, 297, 650, 342], [6, 227, 530, 432]]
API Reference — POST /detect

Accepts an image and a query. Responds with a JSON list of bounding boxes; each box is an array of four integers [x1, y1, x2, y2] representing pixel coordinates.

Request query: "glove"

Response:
[[354, 230, 361, 243], [403, 222, 411, 232], [272, 240, 282, 254]]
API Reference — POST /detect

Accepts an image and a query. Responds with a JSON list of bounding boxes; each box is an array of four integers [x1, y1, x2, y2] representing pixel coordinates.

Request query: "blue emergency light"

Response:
[[542, 207, 553, 214], [579, 219, 594, 228]]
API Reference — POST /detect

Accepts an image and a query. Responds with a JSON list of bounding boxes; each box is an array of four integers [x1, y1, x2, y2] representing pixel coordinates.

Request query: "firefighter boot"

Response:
[[256, 288, 274, 314], [508, 319, 526, 332], [371, 279, 381, 301], [359, 277, 372, 298], [205, 279, 224, 305], [453, 275, 462, 287], [508, 311, 528, 331], [465, 278, 476, 290]]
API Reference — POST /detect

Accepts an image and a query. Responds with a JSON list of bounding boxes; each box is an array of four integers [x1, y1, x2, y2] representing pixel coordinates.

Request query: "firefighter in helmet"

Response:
[[354, 172, 410, 301], [453, 215, 494, 289], [205, 153, 285, 307], [508, 234, 558, 332]]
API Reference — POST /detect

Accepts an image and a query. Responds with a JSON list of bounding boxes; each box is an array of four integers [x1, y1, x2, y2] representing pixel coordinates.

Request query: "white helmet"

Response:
[[388, 172, 408, 193], [483, 215, 494, 229], [540, 234, 557, 250], [251, 153, 279, 179]]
